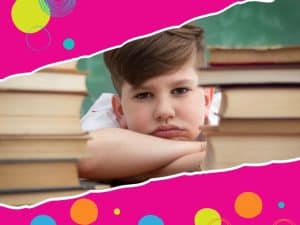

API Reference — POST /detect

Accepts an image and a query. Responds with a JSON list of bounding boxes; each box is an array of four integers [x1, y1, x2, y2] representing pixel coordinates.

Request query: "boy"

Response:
[[79, 24, 214, 183]]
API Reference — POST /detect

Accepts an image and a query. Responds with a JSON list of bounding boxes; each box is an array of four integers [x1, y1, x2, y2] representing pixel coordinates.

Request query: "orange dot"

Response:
[[234, 192, 263, 219], [70, 198, 98, 225]]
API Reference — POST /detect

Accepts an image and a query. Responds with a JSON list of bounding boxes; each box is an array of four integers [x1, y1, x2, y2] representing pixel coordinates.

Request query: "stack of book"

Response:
[[0, 61, 102, 206], [199, 46, 300, 170]]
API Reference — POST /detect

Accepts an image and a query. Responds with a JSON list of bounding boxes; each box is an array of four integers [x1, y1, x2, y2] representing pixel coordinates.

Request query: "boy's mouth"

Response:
[[151, 125, 185, 139]]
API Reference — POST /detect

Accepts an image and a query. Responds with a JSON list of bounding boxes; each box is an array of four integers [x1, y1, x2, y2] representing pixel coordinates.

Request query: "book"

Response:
[[0, 134, 90, 160], [79, 179, 111, 190], [216, 87, 300, 119], [214, 119, 300, 134], [0, 186, 91, 206], [42, 60, 84, 74], [0, 181, 111, 206], [0, 116, 83, 135], [203, 133, 300, 170], [0, 71, 87, 93], [0, 91, 85, 117], [0, 159, 80, 190], [208, 45, 300, 65], [0, 70, 87, 134], [197, 65, 300, 86]]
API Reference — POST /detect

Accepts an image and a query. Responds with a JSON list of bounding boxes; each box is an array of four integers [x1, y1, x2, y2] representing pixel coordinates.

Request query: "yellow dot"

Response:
[[234, 192, 263, 219], [70, 198, 98, 225], [113, 208, 121, 216], [194, 208, 221, 225], [11, 0, 50, 33]]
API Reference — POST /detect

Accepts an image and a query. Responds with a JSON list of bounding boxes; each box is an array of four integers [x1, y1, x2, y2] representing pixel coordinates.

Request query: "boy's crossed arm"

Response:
[[78, 128, 206, 183]]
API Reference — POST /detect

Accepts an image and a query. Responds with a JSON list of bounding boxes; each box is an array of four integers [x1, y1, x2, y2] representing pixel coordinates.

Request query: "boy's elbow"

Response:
[[77, 158, 96, 180]]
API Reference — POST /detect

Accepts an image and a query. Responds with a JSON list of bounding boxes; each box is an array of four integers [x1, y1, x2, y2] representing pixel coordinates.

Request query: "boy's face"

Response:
[[113, 53, 206, 141]]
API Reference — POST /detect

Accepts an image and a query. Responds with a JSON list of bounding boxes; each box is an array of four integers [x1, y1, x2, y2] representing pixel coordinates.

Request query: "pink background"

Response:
[[1, 0, 245, 79], [2, 1, 298, 224], [0, 161, 299, 224]]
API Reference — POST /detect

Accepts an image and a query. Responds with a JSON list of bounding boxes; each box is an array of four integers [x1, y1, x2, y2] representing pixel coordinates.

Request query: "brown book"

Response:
[[0, 134, 89, 160], [0, 116, 83, 135], [0, 70, 87, 134], [215, 119, 300, 134], [0, 186, 91, 206], [0, 91, 85, 117], [203, 133, 300, 170], [197, 65, 300, 86], [42, 60, 84, 74], [0, 181, 111, 206], [216, 87, 300, 119], [0, 159, 80, 190], [208, 45, 300, 65], [0, 71, 87, 93]]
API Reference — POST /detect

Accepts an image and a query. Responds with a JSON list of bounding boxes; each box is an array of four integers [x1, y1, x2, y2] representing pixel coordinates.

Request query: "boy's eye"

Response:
[[134, 92, 153, 100], [171, 87, 190, 95]]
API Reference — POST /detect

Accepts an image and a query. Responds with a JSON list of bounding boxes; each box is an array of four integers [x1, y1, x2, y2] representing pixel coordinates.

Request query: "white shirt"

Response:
[[81, 93, 120, 131]]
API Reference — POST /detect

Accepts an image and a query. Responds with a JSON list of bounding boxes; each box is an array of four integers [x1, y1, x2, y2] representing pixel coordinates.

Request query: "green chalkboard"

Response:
[[196, 0, 300, 46], [79, 0, 300, 116], [78, 54, 116, 116]]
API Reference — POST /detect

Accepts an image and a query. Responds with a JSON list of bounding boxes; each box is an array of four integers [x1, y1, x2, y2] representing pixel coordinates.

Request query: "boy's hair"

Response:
[[103, 23, 204, 95]]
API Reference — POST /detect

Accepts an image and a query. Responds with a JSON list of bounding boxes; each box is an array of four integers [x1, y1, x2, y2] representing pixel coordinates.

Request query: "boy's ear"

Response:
[[112, 95, 128, 129], [204, 87, 215, 119]]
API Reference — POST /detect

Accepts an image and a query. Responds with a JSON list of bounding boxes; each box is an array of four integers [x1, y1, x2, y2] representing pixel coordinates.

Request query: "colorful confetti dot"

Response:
[[25, 28, 51, 51], [114, 208, 121, 216], [278, 201, 285, 209], [70, 198, 98, 225], [39, 0, 77, 17], [11, 0, 50, 33], [234, 192, 263, 219], [194, 208, 221, 225], [138, 215, 164, 225], [63, 38, 75, 50], [273, 218, 296, 225], [31, 215, 56, 225]]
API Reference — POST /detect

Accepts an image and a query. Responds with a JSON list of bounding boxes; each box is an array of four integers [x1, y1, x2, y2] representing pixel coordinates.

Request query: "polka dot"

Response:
[[138, 215, 164, 225], [234, 192, 263, 219], [11, 0, 50, 33], [114, 208, 121, 216], [63, 38, 75, 50], [31, 215, 56, 225], [273, 218, 296, 225], [278, 201, 285, 209], [39, 0, 77, 17], [70, 198, 98, 225], [194, 208, 221, 225], [25, 28, 51, 51], [206, 217, 231, 225]]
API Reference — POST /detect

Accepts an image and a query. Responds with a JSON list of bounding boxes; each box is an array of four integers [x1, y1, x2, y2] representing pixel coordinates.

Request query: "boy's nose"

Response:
[[153, 98, 175, 122]]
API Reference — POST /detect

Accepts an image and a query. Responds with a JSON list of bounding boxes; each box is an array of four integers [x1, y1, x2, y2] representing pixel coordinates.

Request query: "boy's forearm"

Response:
[[118, 151, 206, 183], [78, 128, 204, 180], [139, 151, 206, 181]]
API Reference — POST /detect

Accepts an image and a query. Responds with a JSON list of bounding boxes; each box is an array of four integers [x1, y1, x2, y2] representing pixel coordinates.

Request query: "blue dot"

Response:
[[63, 38, 75, 50], [31, 215, 56, 225], [138, 215, 164, 225], [278, 201, 285, 209]]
